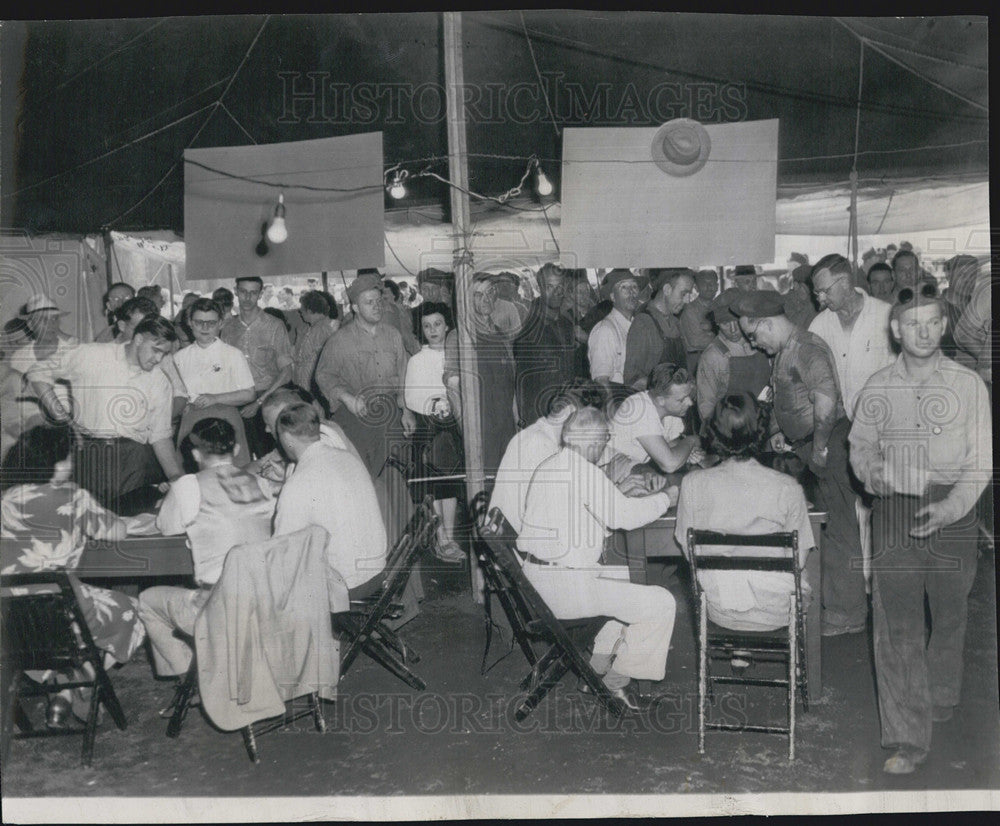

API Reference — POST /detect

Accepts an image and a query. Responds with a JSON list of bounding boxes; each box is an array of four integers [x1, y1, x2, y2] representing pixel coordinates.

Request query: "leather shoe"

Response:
[[45, 695, 73, 730], [932, 705, 954, 722], [883, 746, 928, 774], [609, 684, 652, 713]]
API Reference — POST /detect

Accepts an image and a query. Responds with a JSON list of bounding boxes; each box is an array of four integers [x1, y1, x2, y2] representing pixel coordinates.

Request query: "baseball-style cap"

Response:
[[732, 290, 786, 319]]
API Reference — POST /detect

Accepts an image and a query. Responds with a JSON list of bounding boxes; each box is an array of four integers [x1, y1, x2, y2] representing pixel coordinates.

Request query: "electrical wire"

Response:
[[384, 232, 417, 276], [519, 11, 561, 138]]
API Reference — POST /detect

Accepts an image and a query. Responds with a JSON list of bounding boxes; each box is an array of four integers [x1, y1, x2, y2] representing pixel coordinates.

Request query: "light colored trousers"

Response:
[[138, 586, 211, 678], [523, 563, 676, 682]]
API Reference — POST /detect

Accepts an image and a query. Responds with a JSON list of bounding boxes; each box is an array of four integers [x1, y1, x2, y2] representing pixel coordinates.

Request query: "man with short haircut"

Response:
[[518, 406, 678, 708], [512, 263, 575, 426], [678, 270, 718, 375], [94, 282, 136, 342], [293, 290, 338, 391], [172, 297, 256, 467], [734, 290, 866, 637], [624, 269, 695, 387], [867, 262, 895, 301], [372, 271, 420, 356], [891, 249, 920, 291], [111, 296, 160, 343], [610, 362, 702, 475], [136, 285, 166, 313], [27, 315, 184, 514], [850, 285, 992, 774], [212, 287, 235, 319], [220, 276, 294, 459], [273, 403, 387, 595], [588, 269, 639, 385], [809, 253, 895, 420], [139, 417, 276, 677], [695, 288, 772, 423], [490, 272, 530, 338]]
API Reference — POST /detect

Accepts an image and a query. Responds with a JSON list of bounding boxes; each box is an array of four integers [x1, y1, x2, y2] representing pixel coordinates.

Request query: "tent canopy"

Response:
[[1, 13, 987, 235]]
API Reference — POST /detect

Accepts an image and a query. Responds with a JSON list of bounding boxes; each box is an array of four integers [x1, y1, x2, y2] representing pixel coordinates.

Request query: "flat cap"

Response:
[[709, 287, 742, 321], [347, 272, 384, 303], [599, 268, 639, 300], [791, 264, 813, 283], [731, 290, 786, 319]]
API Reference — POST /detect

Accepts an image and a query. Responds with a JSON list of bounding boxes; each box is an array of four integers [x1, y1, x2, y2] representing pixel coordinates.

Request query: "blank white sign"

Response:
[[560, 120, 778, 268]]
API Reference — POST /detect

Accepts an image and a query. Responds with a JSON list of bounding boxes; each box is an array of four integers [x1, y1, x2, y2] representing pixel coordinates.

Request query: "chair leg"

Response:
[[788, 599, 797, 761], [374, 624, 419, 664], [81, 682, 101, 768], [519, 644, 563, 692], [165, 667, 198, 739], [94, 667, 127, 731], [698, 594, 707, 755], [242, 724, 260, 764], [515, 656, 571, 722], [361, 639, 427, 691], [310, 692, 325, 733]]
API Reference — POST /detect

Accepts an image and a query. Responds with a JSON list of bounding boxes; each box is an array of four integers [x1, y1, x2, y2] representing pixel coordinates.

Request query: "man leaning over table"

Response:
[[139, 417, 275, 679], [26, 315, 184, 516], [517, 405, 679, 710], [849, 284, 992, 775]]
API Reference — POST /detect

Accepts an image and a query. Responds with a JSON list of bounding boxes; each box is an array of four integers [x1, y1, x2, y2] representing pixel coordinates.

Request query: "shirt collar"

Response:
[[889, 348, 945, 380], [608, 307, 631, 327]]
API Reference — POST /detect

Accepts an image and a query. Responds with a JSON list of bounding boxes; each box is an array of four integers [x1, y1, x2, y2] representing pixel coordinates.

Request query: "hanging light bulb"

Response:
[[266, 193, 288, 245], [535, 163, 554, 197], [387, 170, 407, 200]]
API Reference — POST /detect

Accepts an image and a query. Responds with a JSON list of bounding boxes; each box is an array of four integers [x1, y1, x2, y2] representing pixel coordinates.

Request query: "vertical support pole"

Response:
[[321, 271, 329, 292], [102, 228, 114, 292], [444, 11, 486, 603]]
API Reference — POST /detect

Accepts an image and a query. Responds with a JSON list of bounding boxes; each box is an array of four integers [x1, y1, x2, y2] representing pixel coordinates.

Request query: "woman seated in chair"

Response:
[[674, 393, 815, 632], [1, 425, 146, 726]]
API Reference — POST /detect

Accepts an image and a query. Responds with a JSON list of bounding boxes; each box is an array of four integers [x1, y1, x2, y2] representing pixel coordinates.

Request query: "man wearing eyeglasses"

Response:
[[171, 298, 256, 467], [220, 276, 294, 459], [734, 290, 866, 639], [849, 284, 992, 775]]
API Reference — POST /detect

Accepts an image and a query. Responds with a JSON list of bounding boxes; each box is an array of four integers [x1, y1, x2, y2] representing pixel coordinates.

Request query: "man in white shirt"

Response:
[[588, 270, 640, 385], [808, 254, 895, 420], [171, 297, 256, 467], [518, 406, 678, 707], [138, 418, 276, 677], [272, 402, 387, 595], [609, 362, 702, 474], [27, 315, 184, 514]]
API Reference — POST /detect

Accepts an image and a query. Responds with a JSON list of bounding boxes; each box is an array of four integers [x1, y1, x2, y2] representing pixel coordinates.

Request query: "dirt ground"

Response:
[[2, 549, 998, 804]]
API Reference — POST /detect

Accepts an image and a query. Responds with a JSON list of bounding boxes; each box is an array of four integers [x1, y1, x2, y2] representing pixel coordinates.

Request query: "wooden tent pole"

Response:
[[102, 227, 114, 291], [444, 11, 486, 602], [321, 271, 329, 292]]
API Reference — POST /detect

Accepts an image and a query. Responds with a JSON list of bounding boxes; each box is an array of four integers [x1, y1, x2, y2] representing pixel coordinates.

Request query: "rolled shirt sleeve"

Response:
[[314, 334, 350, 413], [155, 474, 201, 535]]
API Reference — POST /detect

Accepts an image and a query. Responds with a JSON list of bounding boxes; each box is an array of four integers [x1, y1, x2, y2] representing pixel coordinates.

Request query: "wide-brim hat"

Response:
[[21, 294, 69, 317], [650, 118, 711, 177], [599, 268, 640, 301]]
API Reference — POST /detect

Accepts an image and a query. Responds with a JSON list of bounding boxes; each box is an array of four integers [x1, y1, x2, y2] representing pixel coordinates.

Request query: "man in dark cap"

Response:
[[416, 268, 454, 310], [735, 290, 866, 637], [731, 265, 759, 292], [588, 269, 640, 385], [695, 288, 771, 423], [623, 268, 695, 388], [679, 270, 719, 375], [490, 271, 530, 338]]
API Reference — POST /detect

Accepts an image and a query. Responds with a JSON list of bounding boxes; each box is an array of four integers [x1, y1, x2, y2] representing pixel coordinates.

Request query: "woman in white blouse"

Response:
[[404, 302, 464, 562]]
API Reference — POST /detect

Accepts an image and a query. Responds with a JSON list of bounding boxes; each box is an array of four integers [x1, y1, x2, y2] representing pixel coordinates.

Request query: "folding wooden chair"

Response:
[[331, 495, 439, 691], [1, 571, 127, 767], [475, 505, 627, 720], [686, 529, 809, 760]]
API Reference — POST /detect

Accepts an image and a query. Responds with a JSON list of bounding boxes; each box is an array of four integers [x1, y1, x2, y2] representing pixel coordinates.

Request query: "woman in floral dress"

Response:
[[1, 425, 146, 722]]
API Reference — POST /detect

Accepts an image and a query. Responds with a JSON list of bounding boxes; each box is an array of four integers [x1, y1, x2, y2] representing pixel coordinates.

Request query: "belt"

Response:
[[515, 549, 557, 567]]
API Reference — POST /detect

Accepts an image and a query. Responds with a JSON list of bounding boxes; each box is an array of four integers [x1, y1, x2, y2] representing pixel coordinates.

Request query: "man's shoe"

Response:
[[932, 705, 954, 722], [45, 695, 74, 730], [434, 539, 465, 563], [821, 621, 866, 637], [883, 746, 928, 774], [609, 684, 651, 713]]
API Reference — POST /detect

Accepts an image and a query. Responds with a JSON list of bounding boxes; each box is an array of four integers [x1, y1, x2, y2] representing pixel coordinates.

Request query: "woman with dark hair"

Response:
[[674, 393, 816, 632], [1, 425, 146, 726], [404, 301, 465, 561]]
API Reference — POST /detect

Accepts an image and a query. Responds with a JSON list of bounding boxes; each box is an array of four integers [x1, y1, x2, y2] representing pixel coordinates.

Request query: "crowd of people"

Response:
[[0, 244, 992, 776]]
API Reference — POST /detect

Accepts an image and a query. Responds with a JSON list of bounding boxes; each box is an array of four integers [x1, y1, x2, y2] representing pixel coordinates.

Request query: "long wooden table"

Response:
[[76, 535, 193, 579], [619, 511, 827, 696]]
